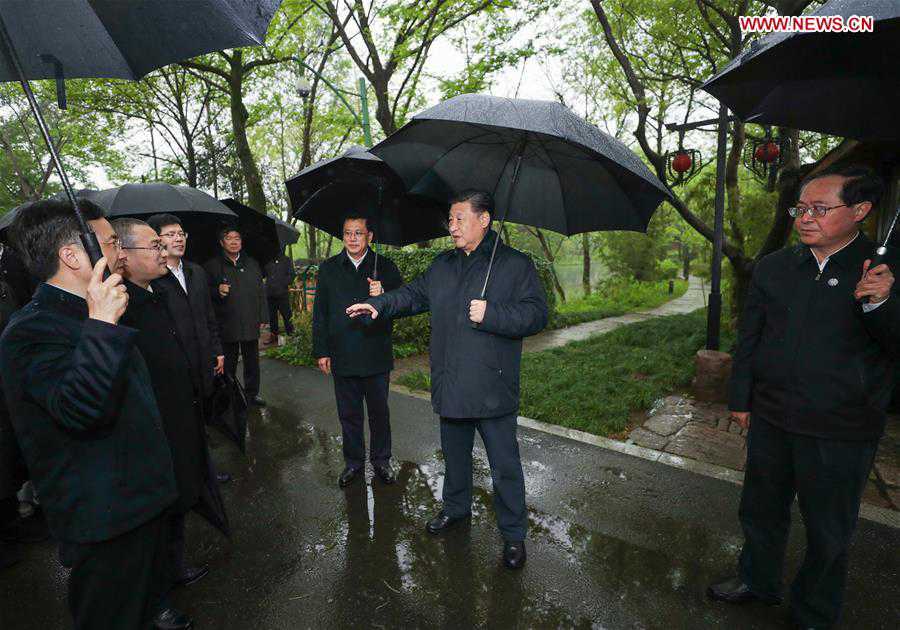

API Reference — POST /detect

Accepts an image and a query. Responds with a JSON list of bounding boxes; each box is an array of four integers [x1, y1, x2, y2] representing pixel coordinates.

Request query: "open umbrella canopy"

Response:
[[370, 94, 671, 237], [84, 183, 239, 264], [287, 146, 449, 246], [267, 212, 301, 247], [701, 0, 900, 141], [0, 0, 281, 83], [219, 198, 283, 266]]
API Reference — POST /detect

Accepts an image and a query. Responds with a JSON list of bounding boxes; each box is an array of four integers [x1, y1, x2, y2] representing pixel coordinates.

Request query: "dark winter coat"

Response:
[[120, 281, 228, 532], [369, 231, 548, 418], [0, 284, 178, 543], [204, 251, 268, 343], [152, 261, 223, 398], [313, 249, 403, 377], [729, 233, 900, 441], [264, 254, 296, 298]]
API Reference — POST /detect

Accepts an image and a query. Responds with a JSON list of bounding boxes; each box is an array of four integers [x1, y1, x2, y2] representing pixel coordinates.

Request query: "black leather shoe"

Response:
[[175, 565, 209, 587], [425, 511, 470, 535], [216, 472, 232, 484], [153, 608, 193, 630], [250, 395, 267, 407], [338, 467, 362, 488], [373, 463, 395, 484], [503, 541, 527, 570], [707, 576, 781, 605]]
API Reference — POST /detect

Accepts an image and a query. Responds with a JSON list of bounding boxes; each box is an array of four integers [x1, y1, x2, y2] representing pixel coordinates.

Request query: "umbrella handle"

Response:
[[0, 13, 103, 268], [480, 152, 524, 299]]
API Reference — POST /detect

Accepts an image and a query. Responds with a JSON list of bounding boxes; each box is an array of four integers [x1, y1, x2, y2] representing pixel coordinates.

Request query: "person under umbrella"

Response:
[[263, 246, 296, 346], [113, 218, 229, 624], [708, 166, 899, 629], [347, 190, 548, 570], [313, 213, 404, 489], [204, 227, 268, 407], [0, 199, 183, 629]]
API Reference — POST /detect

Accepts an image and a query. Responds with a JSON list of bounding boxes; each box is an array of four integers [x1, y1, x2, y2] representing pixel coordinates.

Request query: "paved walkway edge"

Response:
[[389, 383, 899, 530]]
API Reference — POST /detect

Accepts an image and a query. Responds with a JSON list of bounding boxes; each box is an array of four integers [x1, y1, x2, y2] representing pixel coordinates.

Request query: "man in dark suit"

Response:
[[0, 199, 186, 629], [114, 218, 229, 602], [708, 166, 899, 629], [348, 191, 548, 570], [204, 227, 268, 406], [264, 248, 296, 345], [313, 213, 403, 488]]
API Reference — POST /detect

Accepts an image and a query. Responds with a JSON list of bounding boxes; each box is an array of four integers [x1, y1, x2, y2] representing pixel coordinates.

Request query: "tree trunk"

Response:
[[532, 228, 566, 303], [228, 52, 266, 213], [581, 233, 591, 296], [371, 73, 397, 136]]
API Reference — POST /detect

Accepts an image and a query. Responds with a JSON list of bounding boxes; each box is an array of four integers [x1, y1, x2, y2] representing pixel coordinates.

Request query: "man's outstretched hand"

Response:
[[346, 303, 379, 319]]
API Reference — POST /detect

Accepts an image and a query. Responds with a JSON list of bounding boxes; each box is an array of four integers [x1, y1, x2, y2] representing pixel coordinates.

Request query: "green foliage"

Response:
[[397, 369, 431, 392], [553, 278, 687, 328], [519, 308, 734, 436], [266, 310, 316, 366]]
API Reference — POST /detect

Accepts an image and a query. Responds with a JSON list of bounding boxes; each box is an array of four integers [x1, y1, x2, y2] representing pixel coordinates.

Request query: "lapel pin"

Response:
[[828, 278, 839, 287]]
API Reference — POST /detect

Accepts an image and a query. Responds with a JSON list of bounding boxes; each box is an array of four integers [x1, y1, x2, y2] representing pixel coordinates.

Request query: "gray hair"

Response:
[[111, 217, 151, 248]]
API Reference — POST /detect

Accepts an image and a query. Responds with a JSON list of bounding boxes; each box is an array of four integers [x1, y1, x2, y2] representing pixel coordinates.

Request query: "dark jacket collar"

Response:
[[340, 247, 373, 271], [792, 231, 871, 270], [124, 279, 163, 306], [457, 229, 499, 260], [33, 282, 88, 320], [221, 251, 245, 268]]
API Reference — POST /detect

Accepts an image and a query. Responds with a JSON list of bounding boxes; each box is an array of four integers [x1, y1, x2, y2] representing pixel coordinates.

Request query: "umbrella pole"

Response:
[[0, 14, 104, 265], [860, 204, 900, 303], [480, 153, 524, 298]]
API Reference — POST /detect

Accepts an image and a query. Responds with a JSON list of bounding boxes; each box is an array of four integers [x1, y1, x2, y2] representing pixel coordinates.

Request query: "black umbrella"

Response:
[[87, 183, 239, 264], [701, 0, 900, 141], [0, 0, 282, 264], [286, 145, 449, 247], [219, 198, 283, 267], [267, 212, 301, 247], [370, 94, 671, 295]]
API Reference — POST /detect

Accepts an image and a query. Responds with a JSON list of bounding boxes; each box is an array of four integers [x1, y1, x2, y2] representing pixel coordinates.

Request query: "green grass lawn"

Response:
[[551, 278, 688, 329], [397, 308, 734, 437]]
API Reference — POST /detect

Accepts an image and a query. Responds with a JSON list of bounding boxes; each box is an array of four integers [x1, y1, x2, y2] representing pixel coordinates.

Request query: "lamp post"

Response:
[[665, 108, 736, 351], [297, 61, 372, 147]]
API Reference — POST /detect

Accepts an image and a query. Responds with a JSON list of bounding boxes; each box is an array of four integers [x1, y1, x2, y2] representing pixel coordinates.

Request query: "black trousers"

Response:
[[332, 372, 391, 468], [268, 294, 294, 335], [59, 513, 169, 630], [223, 340, 260, 398], [738, 417, 877, 628], [167, 511, 187, 585], [440, 413, 527, 542]]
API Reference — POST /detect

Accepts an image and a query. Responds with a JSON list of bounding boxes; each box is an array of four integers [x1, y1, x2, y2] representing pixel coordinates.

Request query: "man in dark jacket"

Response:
[[115, 218, 228, 601], [0, 199, 184, 629], [313, 213, 403, 488], [708, 166, 899, 629], [264, 248, 296, 345], [204, 227, 268, 406], [348, 191, 548, 570]]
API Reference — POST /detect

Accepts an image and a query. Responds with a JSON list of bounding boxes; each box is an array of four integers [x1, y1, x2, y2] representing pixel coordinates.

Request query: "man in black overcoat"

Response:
[[204, 227, 268, 406], [313, 213, 403, 488], [708, 165, 900, 629], [114, 218, 228, 607], [264, 247, 296, 345], [347, 191, 548, 570], [0, 199, 185, 629]]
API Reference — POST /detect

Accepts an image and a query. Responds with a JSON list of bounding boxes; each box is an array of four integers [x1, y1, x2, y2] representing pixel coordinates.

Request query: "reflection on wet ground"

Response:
[[1, 361, 897, 629]]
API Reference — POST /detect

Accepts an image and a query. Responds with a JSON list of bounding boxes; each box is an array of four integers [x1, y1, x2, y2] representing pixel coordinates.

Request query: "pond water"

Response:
[[553, 262, 608, 299]]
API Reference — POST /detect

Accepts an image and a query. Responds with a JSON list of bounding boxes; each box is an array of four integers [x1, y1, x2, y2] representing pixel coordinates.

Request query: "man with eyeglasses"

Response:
[[708, 165, 899, 630], [312, 213, 403, 488], [204, 227, 268, 407], [114, 218, 229, 630], [0, 200, 181, 629]]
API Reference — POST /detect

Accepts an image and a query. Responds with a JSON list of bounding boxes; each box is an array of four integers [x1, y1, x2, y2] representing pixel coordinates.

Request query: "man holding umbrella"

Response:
[[204, 227, 268, 407], [314, 213, 403, 488], [347, 191, 548, 569], [708, 166, 898, 629]]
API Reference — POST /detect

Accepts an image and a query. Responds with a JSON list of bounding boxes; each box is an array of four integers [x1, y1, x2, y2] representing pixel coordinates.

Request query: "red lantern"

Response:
[[755, 141, 780, 164], [671, 151, 692, 173]]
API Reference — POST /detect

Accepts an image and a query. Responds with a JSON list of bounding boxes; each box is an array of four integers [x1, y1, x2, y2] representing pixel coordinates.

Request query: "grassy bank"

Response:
[[397, 308, 734, 437], [551, 278, 688, 329]]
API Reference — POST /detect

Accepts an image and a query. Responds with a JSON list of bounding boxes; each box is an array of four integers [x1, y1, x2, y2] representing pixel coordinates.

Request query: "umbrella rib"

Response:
[[490, 131, 527, 208]]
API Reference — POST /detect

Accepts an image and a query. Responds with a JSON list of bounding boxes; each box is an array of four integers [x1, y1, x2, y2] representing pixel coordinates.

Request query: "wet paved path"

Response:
[[2, 358, 897, 629], [523, 275, 707, 353]]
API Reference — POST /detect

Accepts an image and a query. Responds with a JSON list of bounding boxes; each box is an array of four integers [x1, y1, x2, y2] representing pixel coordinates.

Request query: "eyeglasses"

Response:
[[343, 230, 367, 239], [160, 231, 188, 239], [788, 204, 849, 218], [122, 242, 167, 253]]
